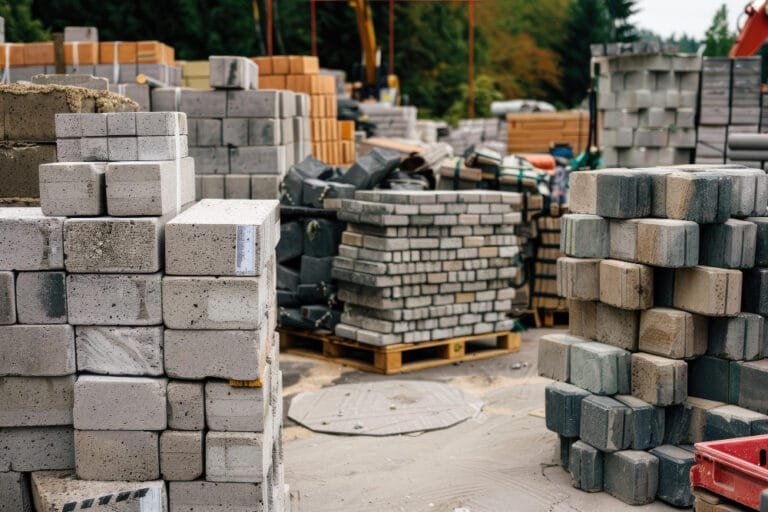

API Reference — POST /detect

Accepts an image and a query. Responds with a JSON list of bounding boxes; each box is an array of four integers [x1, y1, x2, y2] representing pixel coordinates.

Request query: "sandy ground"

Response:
[[281, 328, 678, 512]]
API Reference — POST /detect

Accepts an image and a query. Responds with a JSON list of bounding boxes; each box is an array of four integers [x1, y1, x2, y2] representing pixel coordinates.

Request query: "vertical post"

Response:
[[388, 0, 395, 75], [267, 0, 274, 56], [53, 33, 65, 75], [311, 0, 317, 56], [467, 0, 475, 118]]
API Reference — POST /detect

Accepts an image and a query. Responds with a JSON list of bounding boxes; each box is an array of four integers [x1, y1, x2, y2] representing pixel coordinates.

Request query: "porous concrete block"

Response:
[[0, 325, 74, 376], [106, 111, 136, 136], [579, 395, 629, 452], [193, 118, 222, 146], [80, 137, 108, 161], [595, 171, 652, 218], [0, 470, 32, 512], [615, 395, 664, 450], [75, 326, 163, 376], [705, 404, 768, 440], [598, 259, 653, 310], [66, 273, 162, 325], [222, 118, 248, 146], [106, 158, 196, 216], [0, 271, 14, 324], [206, 431, 271, 483], [226, 89, 281, 118], [570, 342, 630, 395], [225, 174, 251, 199], [73, 376, 167, 430], [56, 138, 81, 162], [699, 219, 756, 269], [249, 118, 281, 146], [609, 219, 638, 262], [742, 267, 768, 316], [537, 333, 588, 381], [229, 146, 287, 175], [15, 271, 66, 324], [665, 172, 731, 223], [568, 440, 603, 492], [75, 430, 159, 481], [198, 174, 225, 199], [560, 214, 609, 258], [209, 55, 258, 90], [250, 175, 281, 200], [0, 209, 64, 271], [169, 481, 266, 512], [631, 352, 687, 406], [604, 451, 659, 506], [0, 427, 74, 472], [206, 381, 270, 432], [638, 308, 708, 359], [0, 376, 74, 427], [708, 313, 766, 361], [63, 217, 163, 273], [568, 299, 597, 340], [736, 359, 768, 414], [545, 382, 590, 437], [167, 380, 205, 431], [595, 302, 639, 351], [635, 219, 699, 268], [673, 266, 742, 316], [165, 199, 279, 277], [137, 135, 188, 161], [107, 136, 138, 161], [160, 430, 203, 481], [556, 257, 600, 300], [152, 87, 226, 118], [39, 162, 106, 217], [80, 113, 107, 136], [567, 171, 597, 214], [685, 397, 726, 444]]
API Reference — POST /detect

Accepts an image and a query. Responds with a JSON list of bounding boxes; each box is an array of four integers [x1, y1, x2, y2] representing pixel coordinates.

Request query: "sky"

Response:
[[633, 0, 746, 39]]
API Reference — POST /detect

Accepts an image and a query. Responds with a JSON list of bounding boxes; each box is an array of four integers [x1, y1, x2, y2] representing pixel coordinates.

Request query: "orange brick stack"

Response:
[[253, 55, 355, 166]]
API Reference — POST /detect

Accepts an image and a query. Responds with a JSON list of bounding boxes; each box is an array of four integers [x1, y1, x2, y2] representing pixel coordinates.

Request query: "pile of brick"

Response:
[[594, 53, 700, 167], [697, 57, 762, 166], [331, 189, 524, 344], [254, 55, 354, 166], [544, 165, 768, 507], [359, 103, 418, 141], [440, 118, 507, 155], [151, 56, 311, 201], [0, 82, 136, 199], [1, 110, 287, 510]]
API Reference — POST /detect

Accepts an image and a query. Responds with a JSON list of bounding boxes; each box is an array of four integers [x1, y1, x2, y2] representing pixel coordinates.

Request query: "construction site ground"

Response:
[[282, 327, 677, 512]]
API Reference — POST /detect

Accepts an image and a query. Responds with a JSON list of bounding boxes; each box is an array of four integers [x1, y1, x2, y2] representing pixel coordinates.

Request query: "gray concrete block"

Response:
[[559, 435, 576, 470], [54, 113, 82, 138], [73, 376, 167, 430], [595, 303, 639, 351], [568, 299, 597, 340], [0, 208, 64, 271], [0, 325, 74, 376], [700, 219, 756, 269], [249, 118, 281, 146], [80, 137, 108, 161], [736, 359, 768, 414], [638, 308, 708, 359], [537, 333, 588, 382], [209, 55, 258, 90], [604, 451, 659, 506], [75, 326, 164, 376], [705, 404, 768, 440], [80, 113, 107, 137], [595, 171, 652, 218], [137, 135, 188, 161], [556, 257, 600, 300], [106, 112, 136, 136], [635, 219, 699, 268], [570, 342, 631, 395], [250, 175, 281, 200], [75, 430, 159, 481], [615, 395, 664, 450], [198, 174, 225, 199], [206, 431, 271, 483], [561, 214, 609, 258], [568, 440, 603, 493], [0, 271, 13, 324], [544, 381, 590, 437], [567, 171, 597, 214], [66, 273, 162, 326], [107, 136, 138, 161], [608, 219, 638, 262], [665, 172, 732, 223], [0, 427, 74, 472], [225, 174, 251, 199], [168, 481, 265, 512], [747, 217, 768, 266], [579, 395, 629, 452], [598, 259, 653, 310], [674, 266, 742, 316], [106, 158, 196, 216], [55, 139, 81, 162], [15, 271, 66, 324], [153, 87, 227, 117], [160, 430, 203, 481], [631, 352, 687, 406], [206, 381, 270, 432], [222, 118, 248, 146], [167, 380, 205, 431], [0, 376, 74, 427], [39, 162, 106, 217], [686, 396, 726, 444], [229, 146, 287, 175], [0, 470, 32, 511], [708, 313, 766, 361], [226, 89, 281, 118], [193, 118, 222, 146], [136, 111, 188, 137]]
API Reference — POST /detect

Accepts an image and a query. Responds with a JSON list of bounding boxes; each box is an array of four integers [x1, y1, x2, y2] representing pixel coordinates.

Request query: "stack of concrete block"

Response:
[[593, 53, 701, 167], [359, 103, 418, 141], [152, 56, 311, 201], [0, 83, 137, 199], [546, 164, 768, 507], [331, 189, 524, 344], [696, 57, 762, 165], [727, 133, 768, 169], [440, 118, 508, 156]]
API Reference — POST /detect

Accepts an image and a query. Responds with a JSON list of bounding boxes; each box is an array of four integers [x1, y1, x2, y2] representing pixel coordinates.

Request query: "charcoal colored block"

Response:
[[277, 289, 300, 307], [297, 282, 336, 304], [603, 450, 659, 506], [277, 264, 299, 291], [579, 395, 629, 452], [303, 218, 344, 257], [545, 382, 590, 437], [615, 395, 665, 450], [335, 148, 400, 189], [299, 255, 333, 285], [279, 307, 316, 330], [742, 268, 768, 317], [699, 219, 756, 269], [277, 221, 303, 263], [736, 359, 768, 414], [301, 305, 340, 330], [653, 267, 675, 307], [568, 440, 604, 492], [688, 355, 733, 403], [663, 404, 691, 445], [559, 435, 577, 470], [649, 445, 694, 507], [708, 313, 766, 361], [705, 405, 768, 440], [570, 342, 631, 395], [561, 214, 609, 258], [595, 171, 652, 218], [747, 217, 768, 266], [302, 179, 356, 208]]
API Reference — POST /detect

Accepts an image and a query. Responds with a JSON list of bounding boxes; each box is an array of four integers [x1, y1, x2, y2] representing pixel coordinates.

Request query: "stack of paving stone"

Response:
[[593, 52, 701, 167], [440, 118, 508, 156], [360, 103, 418, 141], [0, 83, 137, 199], [151, 56, 311, 201], [543, 164, 768, 508], [696, 57, 762, 166], [332, 189, 524, 344]]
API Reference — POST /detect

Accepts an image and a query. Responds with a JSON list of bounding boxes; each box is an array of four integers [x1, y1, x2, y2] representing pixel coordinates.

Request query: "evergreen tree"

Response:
[[605, 0, 639, 42], [703, 4, 735, 57], [1, 0, 49, 42]]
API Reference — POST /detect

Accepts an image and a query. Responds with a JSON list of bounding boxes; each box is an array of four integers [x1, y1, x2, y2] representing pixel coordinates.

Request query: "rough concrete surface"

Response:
[[283, 328, 674, 511]]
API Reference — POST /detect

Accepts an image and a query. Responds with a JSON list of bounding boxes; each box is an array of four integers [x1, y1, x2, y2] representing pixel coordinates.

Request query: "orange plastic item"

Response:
[[520, 153, 556, 172], [64, 42, 98, 65], [23, 42, 54, 66]]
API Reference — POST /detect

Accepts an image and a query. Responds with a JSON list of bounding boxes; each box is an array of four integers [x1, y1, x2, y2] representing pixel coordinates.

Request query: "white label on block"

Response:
[[236, 225, 256, 275]]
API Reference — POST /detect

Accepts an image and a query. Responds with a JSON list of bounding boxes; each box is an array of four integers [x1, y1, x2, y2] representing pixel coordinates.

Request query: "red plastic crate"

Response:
[[691, 434, 768, 510]]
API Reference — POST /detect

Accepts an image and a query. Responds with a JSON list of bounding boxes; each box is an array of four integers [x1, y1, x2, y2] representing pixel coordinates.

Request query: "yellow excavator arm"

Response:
[[349, 0, 378, 87]]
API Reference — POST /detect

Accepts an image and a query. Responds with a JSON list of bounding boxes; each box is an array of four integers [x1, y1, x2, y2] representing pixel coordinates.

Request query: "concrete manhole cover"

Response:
[[288, 380, 483, 436]]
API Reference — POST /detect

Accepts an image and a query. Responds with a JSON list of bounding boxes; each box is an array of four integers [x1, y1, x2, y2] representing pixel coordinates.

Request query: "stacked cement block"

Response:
[[697, 57, 762, 166], [594, 53, 701, 167], [440, 118, 508, 156], [546, 164, 768, 507], [152, 56, 311, 201], [360, 103, 418, 141], [331, 189, 524, 344]]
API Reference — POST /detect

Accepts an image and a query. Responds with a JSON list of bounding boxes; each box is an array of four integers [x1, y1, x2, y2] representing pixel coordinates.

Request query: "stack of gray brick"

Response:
[[439, 118, 508, 156], [152, 56, 311, 201], [593, 53, 701, 167], [546, 162, 768, 507], [331, 189, 525, 344], [359, 103, 418, 140]]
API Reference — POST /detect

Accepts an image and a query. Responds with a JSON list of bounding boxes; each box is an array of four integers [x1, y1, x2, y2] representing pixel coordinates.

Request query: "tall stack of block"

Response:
[[331, 189, 524, 344], [253, 55, 354, 165], [359, 103, 418, 141], [546, 164, 768, 507], [152, 56, 311, 201], [594, 53, 701, 167]]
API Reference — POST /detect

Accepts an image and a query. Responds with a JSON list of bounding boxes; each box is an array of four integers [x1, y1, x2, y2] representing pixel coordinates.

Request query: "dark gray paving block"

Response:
[[736, 359, 768, 414], [708, 313, 766, 361], [699, 219, 756, 269], [297, 282, 337, 304], [570, 342, 631, 396], [277, 264, 300, 291], [277, 221, 303, 263], [663, 404, 691, 445], [303, 218, 345, 257], [561, 214, 610, 258], [568, 440, 604, 492], [705, 405, 768, 440], [747, 217, 768, 266], [742, 268, 768, 317], [302, 179, 356, 208], [652, 267, 675, 308], [277, 289, 299, 307], [603, 450, 659, 506], [559, 435, 577, 470], [650, 444, 695, 507], [300, 255, 334, 285], [688, 355, 732, 403], [545, 382, 590, 438], [615, 395, 665, 450], [595, 171, 652, 219], [580, 395, 629, 453]]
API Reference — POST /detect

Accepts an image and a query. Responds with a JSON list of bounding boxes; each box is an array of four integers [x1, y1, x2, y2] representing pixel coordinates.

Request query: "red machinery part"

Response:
[[731, 2, 768, 57]]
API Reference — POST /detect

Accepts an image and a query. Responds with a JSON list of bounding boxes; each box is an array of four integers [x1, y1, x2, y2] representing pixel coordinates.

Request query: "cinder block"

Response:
[[206, 431, 271, 483], [700, 219, 756, 269], [190, 147, 229, 175], [609, 219, 639, 262], [568, 440, 604, 492], [73, 375, 167, 430], [165, 199, 279, 277], [568, 299, 597, 340], [209, 55, 258, 90], [75, 430, 159, 481], [15, 271, 67, 324], [229, 146, 287, 175], [0, 471, 32, 511], [75, 326, 164, 376], [107, 136, 138, 161], [638, 308, 708, 359], [66, 273, 162, 326], [160, 430, 203, 481], [167, 380, 205, 430], [688, 355, 734, 403], [106, 158, 196, 216], [250, 175, 281, 200], [603, 451, 659, 506], [631, 352, 687, 406], [560, 214, 609, 258], [222, 118, 248, 146], [80, 113, 107, 136], [169, 481, 266, 512], [0, 325, 74, 376], [198, 174, 225, 199], [579, 395, 629, 452], [225, 174, 251, 199], [570, 342, 630, 395], [635, 219, 699, 268], [673, 266, 742, 316], [615, 395, 664, 450], [0, 427, 74, 472], [0, 272, 13, 325], [39, 162, 106, 217], [705, 404, 768, 440], [152, 88, 226, 118], [226, 89, 281, 118], [598, 259, 653, 310], [0, 376, 74, 427], [0, 208, 64, 271], [80, 137, 108, 161], [556, 257, 600, 300], [537, 333, 588, 381], [206, 381, 270, 432], [137, 135, 188, 161], [595, 302, 639, 351], [106, 111, 136, 136], [595, 171, 652, 218], [249, 118, 281, 146], [708, 313, 766, 361], [545, 382, 590, 437], [194, 118, 223, 146], [665, 172, 731, 223]]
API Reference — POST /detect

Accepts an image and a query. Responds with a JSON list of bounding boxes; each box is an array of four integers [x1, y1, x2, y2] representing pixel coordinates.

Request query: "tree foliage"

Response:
[[1, 0, 48, 42], [703, 4, 735, 57]]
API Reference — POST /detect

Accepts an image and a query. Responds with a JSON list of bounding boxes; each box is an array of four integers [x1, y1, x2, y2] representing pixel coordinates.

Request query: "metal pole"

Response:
[[267, 0, 274, 56], [311, 0, 317, 56], [388, 0, 395, 75], [468, 0, 475, 118]]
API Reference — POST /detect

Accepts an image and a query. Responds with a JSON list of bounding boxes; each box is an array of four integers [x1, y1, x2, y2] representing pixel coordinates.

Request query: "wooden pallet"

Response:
[[532, 308, 568, 328], [279, 327, 521, 374]]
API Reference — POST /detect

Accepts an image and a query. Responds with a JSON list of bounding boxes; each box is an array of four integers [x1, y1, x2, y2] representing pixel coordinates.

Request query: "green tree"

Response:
[[1, 0, 48, 42], [445, 74, 503, 125], [703, 4, 735, 57], [605, 0, 639, 42]]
